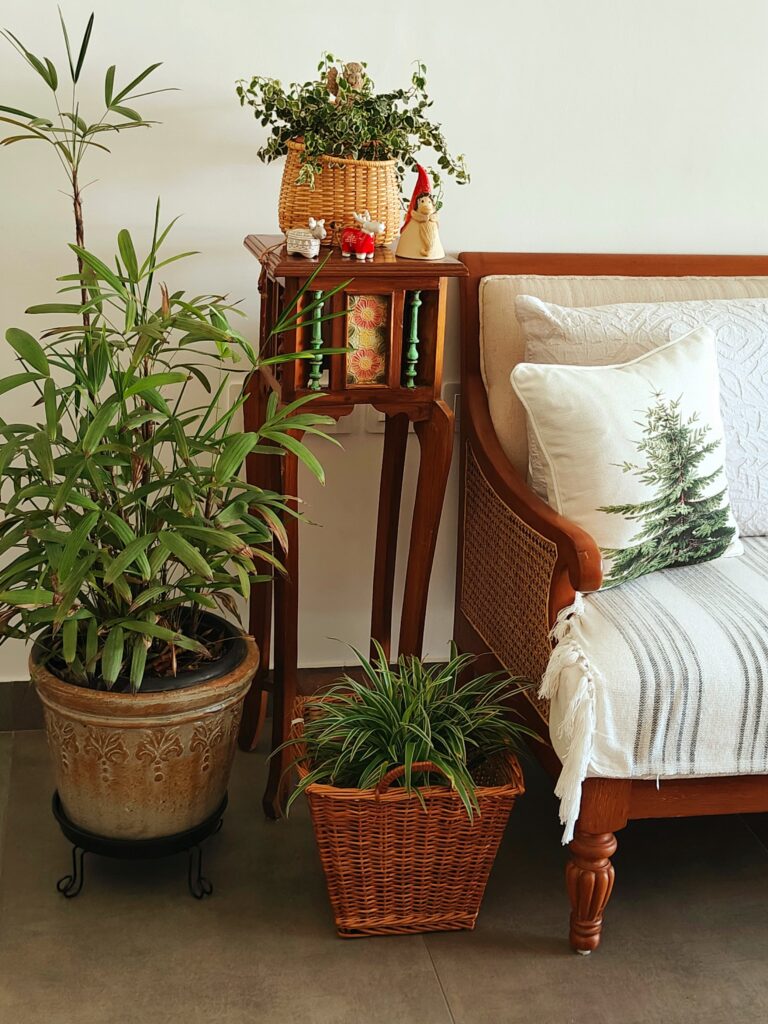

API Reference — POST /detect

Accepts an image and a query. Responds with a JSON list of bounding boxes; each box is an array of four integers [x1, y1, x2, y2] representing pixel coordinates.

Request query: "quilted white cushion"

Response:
[[516, 294, 768, 535], [479, 274, 768, 478]]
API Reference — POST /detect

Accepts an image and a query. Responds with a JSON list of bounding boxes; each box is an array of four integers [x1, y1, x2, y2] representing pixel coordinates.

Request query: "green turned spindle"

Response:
[[308, 289, 324, 391], [405, 290, 422, 389]]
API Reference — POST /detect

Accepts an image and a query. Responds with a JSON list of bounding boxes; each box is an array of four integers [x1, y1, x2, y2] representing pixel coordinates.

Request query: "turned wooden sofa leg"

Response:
[[567, 829, 617, 954], [565, 778, 630, 954]]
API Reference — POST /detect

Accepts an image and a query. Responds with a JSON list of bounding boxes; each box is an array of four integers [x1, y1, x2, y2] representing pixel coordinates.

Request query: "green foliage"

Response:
[[1, 10, 172, 199], [1, 12, 350, 693], [282, 643, 535, 819], [236, 54, 469, 197], [0, 214, 347, 691], [599, 393, 736, 587]]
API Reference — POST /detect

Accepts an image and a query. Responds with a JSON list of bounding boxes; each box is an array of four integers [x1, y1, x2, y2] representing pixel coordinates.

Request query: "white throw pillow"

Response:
[[515, 293, 768, 535], [510, 327, 742, 589]]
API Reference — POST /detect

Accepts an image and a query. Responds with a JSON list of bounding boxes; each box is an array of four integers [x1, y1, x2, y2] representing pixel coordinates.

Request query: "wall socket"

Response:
[[229, 383, 459, 436], [363, 382, 460, 434]]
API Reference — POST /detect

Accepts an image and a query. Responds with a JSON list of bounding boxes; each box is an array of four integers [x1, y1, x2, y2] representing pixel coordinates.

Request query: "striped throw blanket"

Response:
[[542, 538, 768, 843]]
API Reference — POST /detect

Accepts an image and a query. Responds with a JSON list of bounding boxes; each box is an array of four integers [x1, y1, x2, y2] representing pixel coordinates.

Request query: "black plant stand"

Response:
[[52, 792, 227, 899]]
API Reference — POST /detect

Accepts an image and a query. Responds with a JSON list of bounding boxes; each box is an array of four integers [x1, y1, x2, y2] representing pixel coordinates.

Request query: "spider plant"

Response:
[[284, 642, 536, 819]]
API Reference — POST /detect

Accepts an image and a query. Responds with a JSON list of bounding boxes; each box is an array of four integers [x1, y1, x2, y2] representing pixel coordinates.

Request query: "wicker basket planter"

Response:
[[278, 140, 401, 246], [293, 701, 525, 937]]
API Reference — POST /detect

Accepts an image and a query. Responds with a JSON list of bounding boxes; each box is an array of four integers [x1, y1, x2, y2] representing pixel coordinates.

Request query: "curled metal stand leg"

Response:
[[187, 844, 213, 899], [57, 846, 86, 898]]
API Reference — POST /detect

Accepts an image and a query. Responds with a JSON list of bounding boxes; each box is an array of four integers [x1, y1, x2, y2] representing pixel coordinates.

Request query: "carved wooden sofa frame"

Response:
[[453, 252, 768, 953]]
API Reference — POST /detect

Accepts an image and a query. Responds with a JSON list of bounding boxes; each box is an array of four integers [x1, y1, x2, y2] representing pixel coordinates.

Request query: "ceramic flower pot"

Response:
[[31, 613, 259, 841]]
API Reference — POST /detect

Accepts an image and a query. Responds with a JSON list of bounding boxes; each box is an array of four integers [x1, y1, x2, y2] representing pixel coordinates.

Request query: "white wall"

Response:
[[1, 0, 767, 679]]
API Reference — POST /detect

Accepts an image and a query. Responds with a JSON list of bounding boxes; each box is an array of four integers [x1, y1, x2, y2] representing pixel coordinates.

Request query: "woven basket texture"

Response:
[[292, 697, 525, 937], [278, 141, 401, 246]]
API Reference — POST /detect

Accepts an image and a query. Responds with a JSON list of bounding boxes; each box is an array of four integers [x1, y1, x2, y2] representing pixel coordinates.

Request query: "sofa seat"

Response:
[[543, 538, 768, 841]]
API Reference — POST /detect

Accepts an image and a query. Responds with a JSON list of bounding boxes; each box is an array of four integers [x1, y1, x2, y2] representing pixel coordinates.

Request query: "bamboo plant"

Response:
[[0, 12, 348, 691]]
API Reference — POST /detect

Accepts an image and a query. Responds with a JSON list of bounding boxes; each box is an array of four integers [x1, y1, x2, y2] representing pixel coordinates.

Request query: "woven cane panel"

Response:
[[461, 446, 556, 721]]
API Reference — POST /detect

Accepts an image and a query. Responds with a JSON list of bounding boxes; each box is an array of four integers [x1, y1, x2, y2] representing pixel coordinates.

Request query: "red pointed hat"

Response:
[[401, 164, 432, 232]]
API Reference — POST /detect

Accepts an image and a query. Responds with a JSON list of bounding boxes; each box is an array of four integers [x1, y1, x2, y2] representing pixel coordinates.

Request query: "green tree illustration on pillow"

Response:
[[599, 393, 735, 588]]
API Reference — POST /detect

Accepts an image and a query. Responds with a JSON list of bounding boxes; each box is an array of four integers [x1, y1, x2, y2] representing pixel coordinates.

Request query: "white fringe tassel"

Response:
[[539, 594, 598, 845]]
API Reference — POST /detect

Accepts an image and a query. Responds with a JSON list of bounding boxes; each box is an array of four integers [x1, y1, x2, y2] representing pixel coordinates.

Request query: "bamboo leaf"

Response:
[[103, 534, 155, 585], [101, 625, 124, 686], [112, 62, 162, 104], [5, 328, 49, 375], [44, 57, 58, 91], [213, 432, 258, 484], [109, 104, 142, 122], [81, 395, 119, 454], [0, 588, 54, 606], [69, 244, 127, 296], [26, 302, 94, 314], [73, 12, 94, 82], [262, 429, 325, 484], [58, 510, 99, 584], [105, 64, 115, 106], [117, 228, 139, 282], [58, 6, 75, 81], [85, 617, 98, 670], [158, 530, 213, 579], [43, 378, 57, 441], [29, 429, 54, 482], [62, 618, 77, 664], [0, 104, 38, 119], [0, 371, 46, 396], [123, 372, 187, 398], [129, 637, 147, 691], [122, 618, 206, 654], [102, 512, 152, 579]]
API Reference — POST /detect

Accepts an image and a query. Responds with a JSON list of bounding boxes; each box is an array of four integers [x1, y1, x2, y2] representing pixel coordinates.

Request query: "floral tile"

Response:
[[347, 295, 388, 385]]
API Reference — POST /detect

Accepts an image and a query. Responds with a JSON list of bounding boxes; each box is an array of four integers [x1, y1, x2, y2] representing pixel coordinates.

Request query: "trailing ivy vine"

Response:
[[236, 54, 469, 199]]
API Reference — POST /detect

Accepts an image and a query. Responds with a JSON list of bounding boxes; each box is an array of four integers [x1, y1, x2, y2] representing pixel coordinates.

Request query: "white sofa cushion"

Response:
[[479, 274, 768, 478], [511, 328, 741, 588], [515, 293, 768, 536], [542, 537, 768, 842]]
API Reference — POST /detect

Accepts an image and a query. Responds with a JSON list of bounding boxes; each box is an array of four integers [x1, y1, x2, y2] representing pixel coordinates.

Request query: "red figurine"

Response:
[[340, 210, 385, 260]]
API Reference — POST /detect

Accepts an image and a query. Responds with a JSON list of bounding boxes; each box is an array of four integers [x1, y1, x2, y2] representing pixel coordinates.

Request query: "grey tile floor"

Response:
[[1, 728, 767, 1024]]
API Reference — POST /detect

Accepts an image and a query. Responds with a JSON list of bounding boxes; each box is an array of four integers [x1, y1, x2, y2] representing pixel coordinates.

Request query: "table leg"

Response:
[[239, 374, 275, 752], [398, 400, 454, 657], [262, 440, 301, 820], [370, 412, 409, 661]]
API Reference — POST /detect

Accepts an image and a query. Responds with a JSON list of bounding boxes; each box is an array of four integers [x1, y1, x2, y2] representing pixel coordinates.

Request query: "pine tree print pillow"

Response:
[[511, 326, 742, 589]]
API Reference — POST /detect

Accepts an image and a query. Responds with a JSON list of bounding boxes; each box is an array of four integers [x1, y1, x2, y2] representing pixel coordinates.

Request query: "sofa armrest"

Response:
[[463, 374, 603, 597]]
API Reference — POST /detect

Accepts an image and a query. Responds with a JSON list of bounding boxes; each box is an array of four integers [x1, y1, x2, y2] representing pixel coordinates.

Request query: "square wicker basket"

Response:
[[291, 697, 525, 937]]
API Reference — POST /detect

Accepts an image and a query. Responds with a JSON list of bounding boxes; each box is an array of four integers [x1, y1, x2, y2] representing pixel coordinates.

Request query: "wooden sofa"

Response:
[[453, 252, 768, 953]]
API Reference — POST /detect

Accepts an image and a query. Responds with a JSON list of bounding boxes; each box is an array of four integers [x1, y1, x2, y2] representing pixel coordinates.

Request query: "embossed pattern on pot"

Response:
[[32, 636, 259, 840]]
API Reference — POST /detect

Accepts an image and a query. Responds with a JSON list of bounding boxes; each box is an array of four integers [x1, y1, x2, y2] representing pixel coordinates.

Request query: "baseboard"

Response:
[[0, 666, 361, 732], [0, 680, 43, 732], [0, 663, 437, 732]]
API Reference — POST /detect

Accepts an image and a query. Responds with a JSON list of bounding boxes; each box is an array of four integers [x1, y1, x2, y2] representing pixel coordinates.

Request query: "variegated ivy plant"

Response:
[[0, 10, 345, 690]]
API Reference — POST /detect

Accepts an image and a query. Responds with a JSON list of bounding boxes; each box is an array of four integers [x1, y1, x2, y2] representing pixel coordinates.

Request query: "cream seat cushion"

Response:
[[543, 537, 768, 841], [480, 274, 768, 477]]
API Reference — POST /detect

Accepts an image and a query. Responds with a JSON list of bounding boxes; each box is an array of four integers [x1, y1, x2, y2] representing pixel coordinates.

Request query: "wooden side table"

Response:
[[238, 234, 467, 817]]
